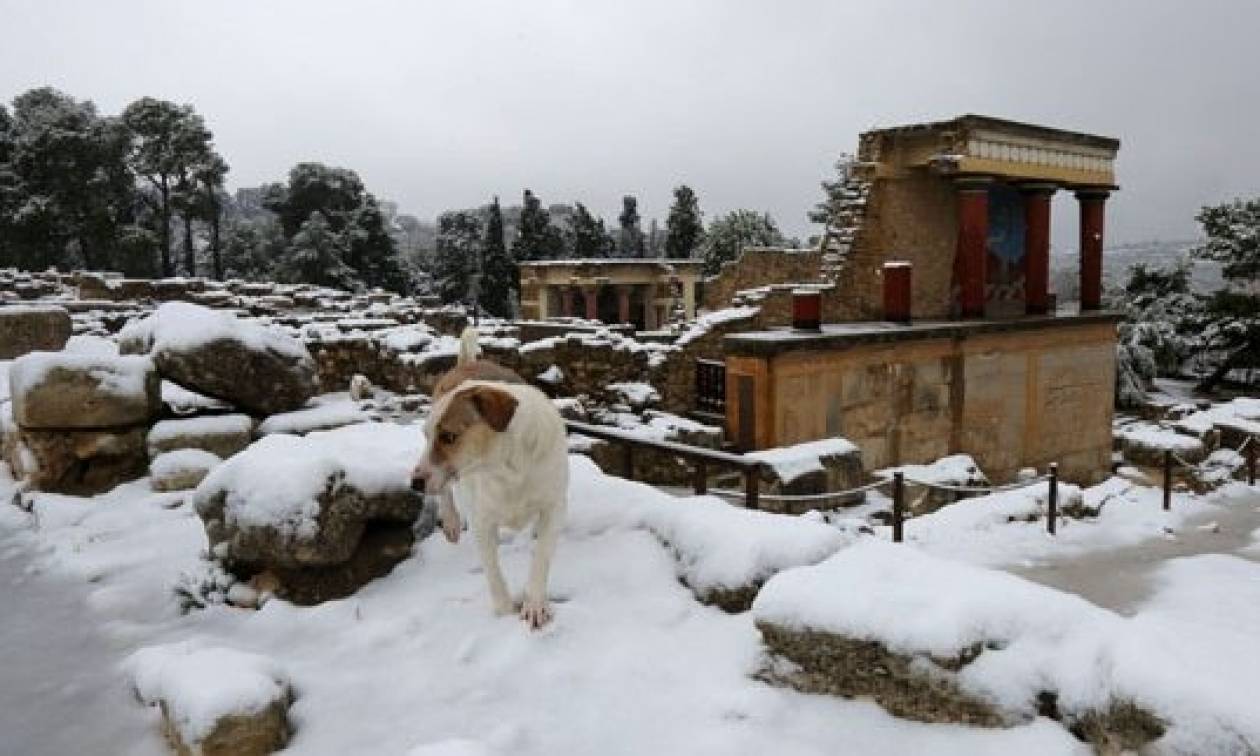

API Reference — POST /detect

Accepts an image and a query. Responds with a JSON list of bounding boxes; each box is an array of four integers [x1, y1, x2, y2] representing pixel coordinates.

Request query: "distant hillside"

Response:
[[1052, 239, 1223, 294]]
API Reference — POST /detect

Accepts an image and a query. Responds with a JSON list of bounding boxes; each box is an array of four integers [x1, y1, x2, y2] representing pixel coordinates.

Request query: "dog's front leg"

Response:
[[520, 505, 561, 629], [437, 488, 461, 543], [472, 518, 513, 616]]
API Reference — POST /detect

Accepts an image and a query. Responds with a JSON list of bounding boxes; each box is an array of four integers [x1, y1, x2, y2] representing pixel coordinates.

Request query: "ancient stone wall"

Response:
[[701, 248, 822, 312]]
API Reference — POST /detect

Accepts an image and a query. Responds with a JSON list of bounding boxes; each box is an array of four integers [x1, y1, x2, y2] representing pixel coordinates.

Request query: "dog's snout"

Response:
[[410, 471, 428, 492]]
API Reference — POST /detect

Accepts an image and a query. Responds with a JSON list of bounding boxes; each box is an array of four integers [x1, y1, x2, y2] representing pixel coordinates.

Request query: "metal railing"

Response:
[[1159, 434, 1257, 510], [564, 419, 765, 508]]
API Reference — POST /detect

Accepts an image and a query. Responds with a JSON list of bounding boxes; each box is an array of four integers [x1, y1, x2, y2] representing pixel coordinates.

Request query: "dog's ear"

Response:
[[469, 385, 518, 432]]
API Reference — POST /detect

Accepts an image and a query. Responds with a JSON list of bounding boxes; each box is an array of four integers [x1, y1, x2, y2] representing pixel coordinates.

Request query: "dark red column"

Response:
[[955, 178, 991, 318], [616, 286, 632, 324], [1022, 184, 1056, 315], [883, 262, 912, 323], [583, 285, 599, 321], [1077, 189, 1109, 311], [561, 286, 575, 317]]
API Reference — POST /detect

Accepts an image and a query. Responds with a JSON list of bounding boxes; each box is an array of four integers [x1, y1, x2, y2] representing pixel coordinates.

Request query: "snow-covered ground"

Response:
[[1, 434, 1259, 753]]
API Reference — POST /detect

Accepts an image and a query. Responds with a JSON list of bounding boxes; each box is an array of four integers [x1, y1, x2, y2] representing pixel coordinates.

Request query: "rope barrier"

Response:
[[894, 473, 1052, 495], [706, 476, 892, 504]]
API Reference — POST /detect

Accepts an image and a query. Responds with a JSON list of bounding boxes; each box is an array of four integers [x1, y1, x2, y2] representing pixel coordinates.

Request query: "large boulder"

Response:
[[120, 302, 317, 416], [1114, 421, 1208, 467], [192, 423, 431, 604], [9, 353, 160, 430], [151, 449, 222, 492], [126, 643, 292, 756], [148, 414, 255, 459], [747, 437, 865, 514], [0, 305, 72, 359], [6, 426, 148, 495]]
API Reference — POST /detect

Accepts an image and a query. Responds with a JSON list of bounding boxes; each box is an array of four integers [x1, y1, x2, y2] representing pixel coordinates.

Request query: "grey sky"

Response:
[[2, 0, 1256, 249]]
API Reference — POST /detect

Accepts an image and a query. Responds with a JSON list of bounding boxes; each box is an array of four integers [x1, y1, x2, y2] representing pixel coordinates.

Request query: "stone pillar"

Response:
[[616, 285, 632, 324], [682, 277, 697, 319], [582, 285, 599, 321], [954, 177, 991, 318], [561, 286, 576, 318], [1021, 184, 1056, 315], [1076, 189, 1109, 311]]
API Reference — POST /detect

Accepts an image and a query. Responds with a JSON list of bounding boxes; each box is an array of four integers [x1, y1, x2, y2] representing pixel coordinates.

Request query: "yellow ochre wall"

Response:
[[726, 321, 1117, 483]]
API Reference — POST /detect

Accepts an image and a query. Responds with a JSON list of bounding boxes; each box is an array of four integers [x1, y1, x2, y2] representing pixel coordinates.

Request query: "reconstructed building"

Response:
[[716, 115, 1123, 483], [518, 259, 703, 330]]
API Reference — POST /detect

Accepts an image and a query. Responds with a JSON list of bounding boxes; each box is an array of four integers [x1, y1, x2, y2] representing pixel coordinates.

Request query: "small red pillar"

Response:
[[1077, 189, 1109, 311], [617, 286, 632, 324], [561, 286, 575, 317], [583, 285, 599, 321], [883, 261, 912, 323], [955, 178, 990, 318], [791, 289, 821, 331], [1022, 184, 1056, 315]]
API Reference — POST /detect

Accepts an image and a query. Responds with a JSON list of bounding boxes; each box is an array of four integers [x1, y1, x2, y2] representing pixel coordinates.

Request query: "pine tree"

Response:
[[435, 210, 482, 304], [480, 196, 516, 317], [511, 189, 563, 262], [665, 184, 704, 258], [1191, 198, 1260, 389], [808, 153, 857, 226], [617, 195, 644, 258], [568, 202, 613, 258], [344, 194, 410, 293], [275, 211, 357, 289]]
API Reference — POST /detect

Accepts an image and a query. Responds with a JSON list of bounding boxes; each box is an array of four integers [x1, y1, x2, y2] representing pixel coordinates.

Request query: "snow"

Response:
[[1172, 398, 1260, 442], [0, 359, 9, 402], [255, 401, 372, 436], [1115, 421, 1203, 452], [536, 364, 564, 384], [161, 381, 231, 415], [607, 381, 660, 407], [877, 453, 986, 487], [148, 414, 254, 447], [753, 539, 1260, 751], [119, 301, 310, 361], [9, 352, 153, 400], [63, 334, 119, 356], [125, 642, 289, 745], [747, 438, 859, 484], [150, 449, 222, 480], [675, 306, 759, 347], [192, 422, 420, 539]]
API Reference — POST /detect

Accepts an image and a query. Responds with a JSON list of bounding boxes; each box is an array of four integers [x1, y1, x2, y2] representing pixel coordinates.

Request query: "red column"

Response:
[[616, 286, 632, 324], [561, 286, 575, 317], [583, 286, 599, 321], [1077, 189, 1109, 311], [1022, 184, 1056, 315], [883, 262, 912, 323], [955, 178, 991, 318]]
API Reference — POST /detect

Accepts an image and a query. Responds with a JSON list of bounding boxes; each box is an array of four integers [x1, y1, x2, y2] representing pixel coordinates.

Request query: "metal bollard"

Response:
[[745, 467, 760, 510], [622, 444, 634, 479], [892, 471, 905, 543], [1248, 440, 1257, 486], [1047, 463, 1059, 536], [1163, 449, 1173, 512], [694, 460, 708, 495]]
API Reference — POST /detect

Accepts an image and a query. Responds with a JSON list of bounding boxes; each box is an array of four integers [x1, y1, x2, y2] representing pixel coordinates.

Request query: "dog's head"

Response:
[[411, 383, 519, 495]]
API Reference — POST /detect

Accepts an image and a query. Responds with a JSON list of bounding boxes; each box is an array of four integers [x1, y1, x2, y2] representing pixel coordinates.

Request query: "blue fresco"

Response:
[[987, 184, 1025, 263]]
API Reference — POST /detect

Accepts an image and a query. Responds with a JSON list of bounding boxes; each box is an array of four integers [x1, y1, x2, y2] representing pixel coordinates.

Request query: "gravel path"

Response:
[[0, 540, 165, 756], [1006, 487, 1260, 614]]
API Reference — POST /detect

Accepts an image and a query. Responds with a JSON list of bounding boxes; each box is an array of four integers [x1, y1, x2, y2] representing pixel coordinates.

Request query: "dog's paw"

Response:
[[519, 598, 553, 630], [441, 514, 461, 544]]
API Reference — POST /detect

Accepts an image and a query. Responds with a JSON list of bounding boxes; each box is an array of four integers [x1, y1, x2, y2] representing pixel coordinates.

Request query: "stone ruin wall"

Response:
[[700, 248, 823, 313]]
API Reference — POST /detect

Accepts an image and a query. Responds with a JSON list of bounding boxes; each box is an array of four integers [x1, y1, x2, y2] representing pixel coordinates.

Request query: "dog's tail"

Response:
[[457, 326, 481, 366]]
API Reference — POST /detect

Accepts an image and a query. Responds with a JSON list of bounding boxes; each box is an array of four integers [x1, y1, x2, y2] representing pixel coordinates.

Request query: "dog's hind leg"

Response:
[[472, 519, 513, 616], [520, 504, 561, 629]]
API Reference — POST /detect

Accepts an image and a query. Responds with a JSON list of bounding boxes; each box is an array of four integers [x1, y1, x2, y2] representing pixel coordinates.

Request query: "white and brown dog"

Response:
[[412, 329, 569, 629]]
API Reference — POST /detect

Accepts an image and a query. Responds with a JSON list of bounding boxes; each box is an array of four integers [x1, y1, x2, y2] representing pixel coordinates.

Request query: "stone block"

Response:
[[8, 426, 148, 495], [0, 305, 72, 359], [9, 353, 160, 430]]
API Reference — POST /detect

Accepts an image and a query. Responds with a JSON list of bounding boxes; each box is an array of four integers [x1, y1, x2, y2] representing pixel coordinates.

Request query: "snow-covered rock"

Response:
[[877, 454, 989, 513], [120, 302, 317, 415], [192, 423, 430, 604], [148, 414, 255, 460], [125, 642, 292, 756], [151, 449, 223, 492], [255, 401, 371, 437], [748, 437, 864, 510], [1115, 422, 1207, 466], [9, 352, 160, 429], [6, 426, 148, 495]]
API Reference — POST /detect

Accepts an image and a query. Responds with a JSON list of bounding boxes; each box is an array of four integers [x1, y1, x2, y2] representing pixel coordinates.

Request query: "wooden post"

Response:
[[892, 471, 905, 543], [1047, 463, 1059, 536], [1247, 439, 1256, 486], [694, 460, 708, 495], [1163, 450, 1173, 511], [622, 444, 634, 480], [744, 468, 759, 510]]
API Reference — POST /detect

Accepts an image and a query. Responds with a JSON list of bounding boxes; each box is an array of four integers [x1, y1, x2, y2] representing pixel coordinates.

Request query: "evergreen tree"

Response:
[[511, 189, 563, 262], [567, 202, 613, 258], [435, 210, 482, 304], [1191, 198, 1260, 389], [699, 209, 785, 275], [262, 163, 366, 237], [221, 218, 285, 281], [480, 196, 515, 317], [122, 97, 215, 276], [344, 195, 410, 293], [617, 195, 644, 257], [275, 211, 357, 289], [665, 184, 704, 258]]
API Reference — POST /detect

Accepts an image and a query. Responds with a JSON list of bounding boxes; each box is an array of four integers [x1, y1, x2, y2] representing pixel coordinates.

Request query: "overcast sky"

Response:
[[2, 0, 1256, 248]]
